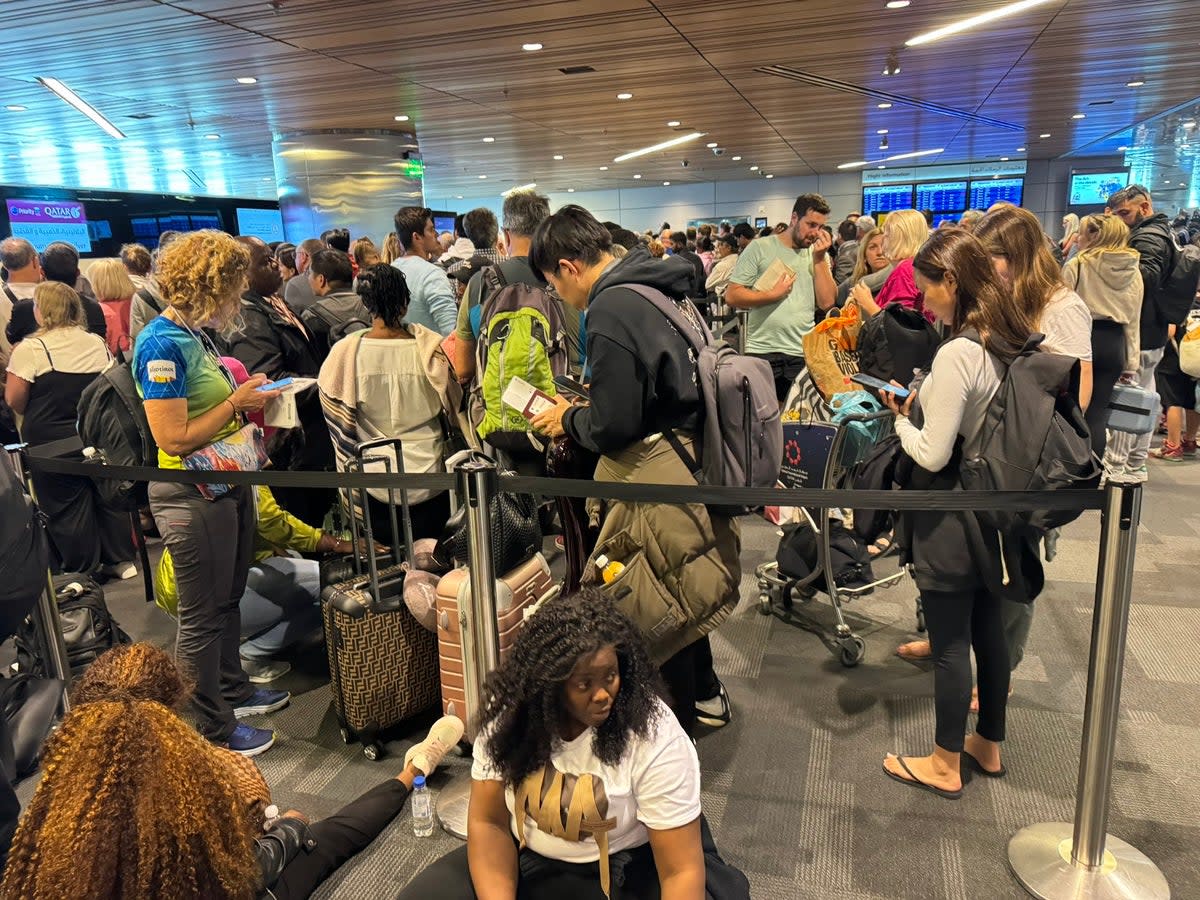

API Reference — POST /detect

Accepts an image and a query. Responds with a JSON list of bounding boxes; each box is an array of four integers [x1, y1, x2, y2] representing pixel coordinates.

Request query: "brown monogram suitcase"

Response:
[[322, 438, 439, 761], [435, 552, 558, 738]]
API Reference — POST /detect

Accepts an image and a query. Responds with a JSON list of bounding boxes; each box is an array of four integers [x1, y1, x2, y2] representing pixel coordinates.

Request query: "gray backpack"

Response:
[[622, 284, 782, 514]]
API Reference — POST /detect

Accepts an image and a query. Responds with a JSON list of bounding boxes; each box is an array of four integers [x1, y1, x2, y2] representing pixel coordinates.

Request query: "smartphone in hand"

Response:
[[850, 372, 910, 399], [553, 375, 590, 400]]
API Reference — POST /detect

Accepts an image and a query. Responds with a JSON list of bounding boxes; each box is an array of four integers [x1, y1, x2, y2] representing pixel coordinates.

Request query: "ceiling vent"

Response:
[[126, 112, 155, 119], [559, 65, 595, 75], [1087, 99, 1116, 106], [755, 65, 1022, 132]]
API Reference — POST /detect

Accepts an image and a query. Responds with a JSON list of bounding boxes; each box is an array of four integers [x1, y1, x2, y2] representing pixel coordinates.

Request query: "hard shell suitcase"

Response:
[[1106, 383, 1162, 435], [435, 552, 558, 738], [322, 438, 438, 761]]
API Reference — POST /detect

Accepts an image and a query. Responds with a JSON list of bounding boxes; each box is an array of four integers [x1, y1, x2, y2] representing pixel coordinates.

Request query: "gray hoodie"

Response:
[[1063, 250, 1143, 371]]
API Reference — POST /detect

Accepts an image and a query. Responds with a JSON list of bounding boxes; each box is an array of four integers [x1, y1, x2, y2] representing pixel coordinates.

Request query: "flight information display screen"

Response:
[[862, 184, 914, 214], [915, 181, 967, 212], [969, 178, 1024, 209]]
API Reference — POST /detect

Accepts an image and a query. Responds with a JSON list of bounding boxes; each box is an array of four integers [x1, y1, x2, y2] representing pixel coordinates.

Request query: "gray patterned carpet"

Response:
[[22, 457, 1200, 899]]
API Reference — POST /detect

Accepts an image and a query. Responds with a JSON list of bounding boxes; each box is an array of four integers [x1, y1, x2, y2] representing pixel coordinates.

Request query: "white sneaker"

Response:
[[1122, 464, 1149, 484], [100, 562, 137, 580], [404, 715, 465, 776]]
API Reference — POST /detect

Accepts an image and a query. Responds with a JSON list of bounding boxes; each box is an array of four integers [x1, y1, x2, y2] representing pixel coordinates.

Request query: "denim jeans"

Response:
[[238, 556, 322, 660]]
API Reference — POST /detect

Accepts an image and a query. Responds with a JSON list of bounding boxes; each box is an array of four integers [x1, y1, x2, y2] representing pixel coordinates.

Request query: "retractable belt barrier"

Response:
[[24, 449, 1106, 514]]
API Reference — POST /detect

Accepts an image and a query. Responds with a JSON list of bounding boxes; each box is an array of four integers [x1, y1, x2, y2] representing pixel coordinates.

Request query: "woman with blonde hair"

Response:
[[381, 231, 403, 265], [350, 236, 381, 270], [1062, 213, 1142, 462], [848, 209, 933, 320], [648, 239, 665, 259], [87, 257, 137, 356], [132, 230, 285, 758], [1060, 212, 1081, 259], [5, 282, 134, 575], [847, 227, 888, 285]]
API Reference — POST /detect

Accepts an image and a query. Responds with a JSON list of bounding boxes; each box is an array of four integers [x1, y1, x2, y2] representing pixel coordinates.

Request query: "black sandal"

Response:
[[867, 530, 895, 558], [883, 755, 963, 800], [962, 751, 1007, 779]]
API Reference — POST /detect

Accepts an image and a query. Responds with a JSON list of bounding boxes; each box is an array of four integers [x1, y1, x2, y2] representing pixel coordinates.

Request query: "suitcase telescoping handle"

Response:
[[342, 453, 404, 607], [354, 437, 416, 562]]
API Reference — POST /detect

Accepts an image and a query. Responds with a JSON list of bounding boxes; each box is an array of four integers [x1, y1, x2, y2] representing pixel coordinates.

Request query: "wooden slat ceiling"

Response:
[[0, 0, 1197, 200]]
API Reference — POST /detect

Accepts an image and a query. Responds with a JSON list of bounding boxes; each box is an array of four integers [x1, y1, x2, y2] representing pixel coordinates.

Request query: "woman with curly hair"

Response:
[[133, 230, 287, 758], [398, 589, 749, 900], [2, 642, 465, 900]]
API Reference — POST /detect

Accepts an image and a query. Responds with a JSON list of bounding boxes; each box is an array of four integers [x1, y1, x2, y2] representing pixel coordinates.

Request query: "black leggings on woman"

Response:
[[1086, 319, 1127, 463], [921, 587, 1010, 752]]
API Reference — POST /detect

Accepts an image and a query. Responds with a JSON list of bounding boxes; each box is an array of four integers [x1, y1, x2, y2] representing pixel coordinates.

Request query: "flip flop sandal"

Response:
[[883, 755, 963, 800], [867, 531, 895, 558], [962, 751, 1007, 779]]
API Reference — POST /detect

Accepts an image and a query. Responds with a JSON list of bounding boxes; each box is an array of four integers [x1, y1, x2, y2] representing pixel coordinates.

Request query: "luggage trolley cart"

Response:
[[755, 406, 910, 667]]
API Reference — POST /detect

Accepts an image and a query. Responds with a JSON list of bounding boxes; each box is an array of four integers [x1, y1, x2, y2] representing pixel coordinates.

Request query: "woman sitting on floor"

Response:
[[0, 642, 463, 900], [398, 588, 749, 900]]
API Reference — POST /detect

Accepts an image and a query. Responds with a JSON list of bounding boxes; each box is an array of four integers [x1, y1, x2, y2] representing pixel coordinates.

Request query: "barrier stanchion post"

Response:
[[1008, 482, 1169, 899], [735, 309, 749, 355], [5, 445, 72, 710], [437, 457, 502, 839]]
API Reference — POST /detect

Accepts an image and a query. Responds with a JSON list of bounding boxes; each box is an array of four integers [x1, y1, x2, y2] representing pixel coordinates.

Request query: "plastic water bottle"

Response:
[[595, 554, 626, 584], [411, 775, 434, 837]]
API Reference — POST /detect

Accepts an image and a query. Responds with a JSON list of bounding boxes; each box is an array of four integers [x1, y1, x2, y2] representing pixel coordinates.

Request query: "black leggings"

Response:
[[266, 779, 410, 900], [657, 635, 721, 738], [921, 588, 1010, 753], [1086, 320, 1126, 463]]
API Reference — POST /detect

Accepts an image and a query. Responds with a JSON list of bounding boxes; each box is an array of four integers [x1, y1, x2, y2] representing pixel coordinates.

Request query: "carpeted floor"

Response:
[[20, 456, 1200, 899]]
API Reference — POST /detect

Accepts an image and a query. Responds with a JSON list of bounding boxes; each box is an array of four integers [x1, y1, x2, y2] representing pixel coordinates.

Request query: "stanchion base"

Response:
[[436, 773, 471, 840], [1008, 823, 1170, 900]]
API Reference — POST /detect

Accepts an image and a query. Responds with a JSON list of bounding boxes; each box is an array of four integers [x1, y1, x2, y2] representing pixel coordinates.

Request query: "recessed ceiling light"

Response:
[[478, 174, 488, 179], [906, 0, 1054, 47], [1126, 80, 1144, 87], [616, 92, 634, 100], [236, 76, 258, 84], [599, 165, 609, 170], [732, 155, 742, 161], [482, 136, 495, 142], [887, 1, 910, 7], [837, 160, 870, 169], [1072, 113, 1086, 119], [1040, 132, 1052, 138], [567, 188, 575, 192], [1181, 182, 1188, 187], [633, 174, 642, 179], [878, 165, 887, 169], [394, 115, 410, 122], [455, 195, 464, 199], [884, 147, 944, 161], [613, 131, 705, 162], [204, 133, 220, 140], [877, 129, 889, 134], [522, 42, 543, 52], [1001, 156, 1009, 161], [663, 181, 671, 186], [706, 142, 719, 148], [667, 120, 681, 127], [553, 154, 564, 160], [1117, 145, 1128, 151], [750, 165, 759, 171], [1016, 147, 1026, 151], [765, 173, 774, 179], [1185, 121, 1198, 129], [5, 105, 26, 111], [878, 102, 893, 109]]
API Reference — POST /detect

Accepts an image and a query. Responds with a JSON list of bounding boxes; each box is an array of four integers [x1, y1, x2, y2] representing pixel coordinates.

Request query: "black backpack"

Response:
[[0, 461, 49, 641], [76, 363, 158, 510], [775, 518, 875, 593], [300, 291, 372, 358], [958, 331, 1098, 534], [856, 304, 943, 385], [15, 574, 130, 679]]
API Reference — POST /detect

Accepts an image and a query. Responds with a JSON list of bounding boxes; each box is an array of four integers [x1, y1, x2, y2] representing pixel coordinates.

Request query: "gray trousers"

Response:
[[1105, 346, 1165, 470], [150, 481, 257, 740]]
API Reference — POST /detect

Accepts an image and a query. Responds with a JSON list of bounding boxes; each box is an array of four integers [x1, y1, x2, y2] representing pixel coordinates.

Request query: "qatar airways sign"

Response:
[[5, 199, 91, 252]]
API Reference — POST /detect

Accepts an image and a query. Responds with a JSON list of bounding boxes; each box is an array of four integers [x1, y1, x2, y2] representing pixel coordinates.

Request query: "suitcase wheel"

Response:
[[339, 726, 354, 745], [363, 742, 383, 761]]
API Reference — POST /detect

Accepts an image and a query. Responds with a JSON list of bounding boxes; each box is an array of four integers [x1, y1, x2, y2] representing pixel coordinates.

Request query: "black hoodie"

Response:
[[1129, 212, 1175, 351], [563, 247, 702, 454]]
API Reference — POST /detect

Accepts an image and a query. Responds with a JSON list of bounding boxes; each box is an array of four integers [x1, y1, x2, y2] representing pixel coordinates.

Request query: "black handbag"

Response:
[[431, 459, 542, 573]]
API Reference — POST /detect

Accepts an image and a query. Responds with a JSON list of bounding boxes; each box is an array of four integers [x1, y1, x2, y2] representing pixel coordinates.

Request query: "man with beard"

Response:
[[726, 194, 835, 401], [224, 237, 334, 524]]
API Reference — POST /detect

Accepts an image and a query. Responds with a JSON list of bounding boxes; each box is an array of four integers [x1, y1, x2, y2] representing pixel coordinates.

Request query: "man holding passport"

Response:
[[726, 193, 836, 401]]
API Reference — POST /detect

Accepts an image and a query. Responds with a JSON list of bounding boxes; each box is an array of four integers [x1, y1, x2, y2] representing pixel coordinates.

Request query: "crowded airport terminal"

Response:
[[1, 1, 1199, 898]]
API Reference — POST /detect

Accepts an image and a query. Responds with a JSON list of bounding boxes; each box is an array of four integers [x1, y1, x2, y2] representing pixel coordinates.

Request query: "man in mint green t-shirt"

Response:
[[728, 193, 836, 400]]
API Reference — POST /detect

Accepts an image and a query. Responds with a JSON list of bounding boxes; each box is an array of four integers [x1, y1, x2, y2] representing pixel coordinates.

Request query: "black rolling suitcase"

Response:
[[322, 438, 439, 760]]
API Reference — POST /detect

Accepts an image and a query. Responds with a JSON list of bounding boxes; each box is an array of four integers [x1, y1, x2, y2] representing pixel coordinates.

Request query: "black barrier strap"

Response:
[[25, 450, 1106, 513]]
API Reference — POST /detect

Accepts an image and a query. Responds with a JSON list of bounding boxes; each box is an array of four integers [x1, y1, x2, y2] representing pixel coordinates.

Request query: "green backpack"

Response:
[[474, 266, 568, 452]]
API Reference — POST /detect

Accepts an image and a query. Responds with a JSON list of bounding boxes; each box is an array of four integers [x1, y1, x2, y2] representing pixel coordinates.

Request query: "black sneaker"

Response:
[[695, 683, 731, 728]]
